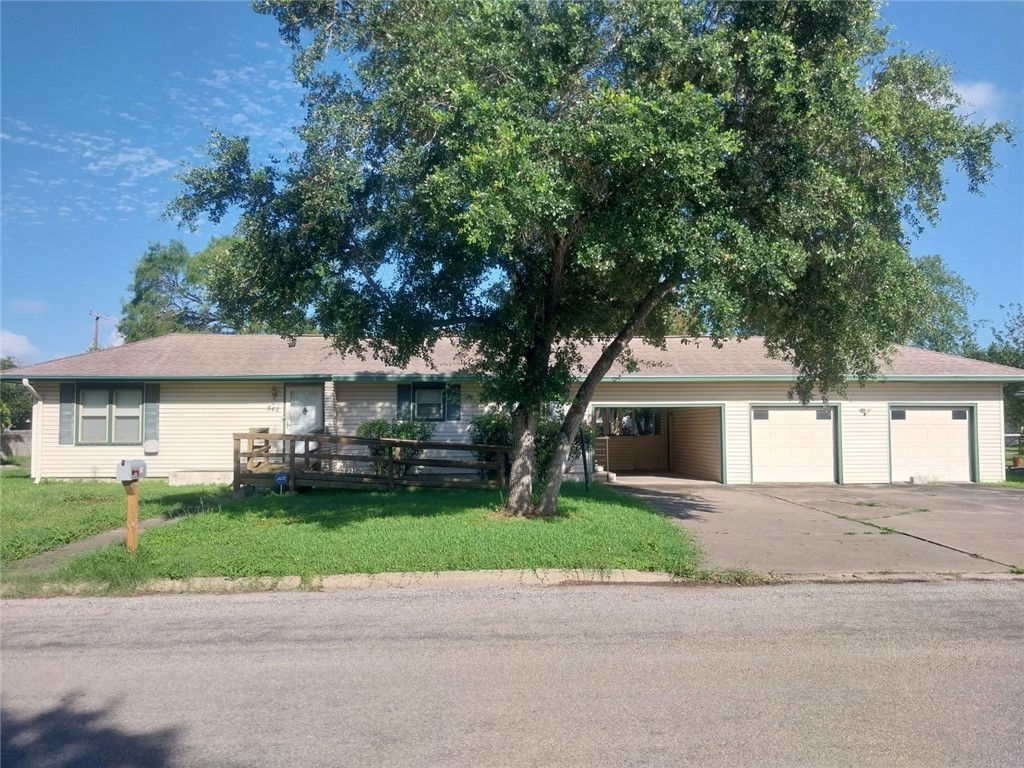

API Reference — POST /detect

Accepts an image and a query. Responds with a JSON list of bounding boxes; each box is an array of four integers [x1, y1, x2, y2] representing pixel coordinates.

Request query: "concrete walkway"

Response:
[[613, 479, 1024, 576], [9, 516, 184, 573]]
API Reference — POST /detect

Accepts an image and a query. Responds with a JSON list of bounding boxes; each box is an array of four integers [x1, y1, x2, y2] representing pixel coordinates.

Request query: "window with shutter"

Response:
[[399, 383, 461, 421]]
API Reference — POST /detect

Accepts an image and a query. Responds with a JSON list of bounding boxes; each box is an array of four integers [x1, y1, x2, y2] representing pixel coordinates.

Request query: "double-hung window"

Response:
[[78, 388, 143, 444], [413, 387, 444, 420], [397, 383, 461, 421]]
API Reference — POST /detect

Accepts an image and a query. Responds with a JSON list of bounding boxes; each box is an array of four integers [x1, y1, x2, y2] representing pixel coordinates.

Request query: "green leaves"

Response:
[[170, 0, 1013, 503], [118, 240, 227, 343]]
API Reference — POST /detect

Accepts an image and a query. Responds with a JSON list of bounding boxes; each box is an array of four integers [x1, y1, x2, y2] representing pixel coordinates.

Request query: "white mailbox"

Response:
[[115, 459, 147, 482]]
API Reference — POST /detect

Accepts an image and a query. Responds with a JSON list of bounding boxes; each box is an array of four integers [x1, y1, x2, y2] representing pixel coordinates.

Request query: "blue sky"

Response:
[[2, 1, 1021, 364]]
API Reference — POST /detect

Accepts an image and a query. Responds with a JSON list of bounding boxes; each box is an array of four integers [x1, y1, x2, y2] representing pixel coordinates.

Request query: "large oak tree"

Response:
[[172, 0, 1012, 515]]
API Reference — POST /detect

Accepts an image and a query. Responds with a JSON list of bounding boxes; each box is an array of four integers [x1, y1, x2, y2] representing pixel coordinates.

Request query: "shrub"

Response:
[[469, 412, 594, 483], [354, 419, 436, 477]]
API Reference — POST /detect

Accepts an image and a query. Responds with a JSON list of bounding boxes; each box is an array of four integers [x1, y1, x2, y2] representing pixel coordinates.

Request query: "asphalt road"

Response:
[[2, 582, 1022, 768]]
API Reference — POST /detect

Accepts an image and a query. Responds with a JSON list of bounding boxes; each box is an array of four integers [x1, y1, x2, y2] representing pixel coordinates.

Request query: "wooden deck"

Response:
[[233, 431, 511, 492]]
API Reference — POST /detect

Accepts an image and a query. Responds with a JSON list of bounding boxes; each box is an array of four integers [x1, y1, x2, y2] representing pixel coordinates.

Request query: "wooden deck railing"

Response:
[[232, 432, 511, 492]]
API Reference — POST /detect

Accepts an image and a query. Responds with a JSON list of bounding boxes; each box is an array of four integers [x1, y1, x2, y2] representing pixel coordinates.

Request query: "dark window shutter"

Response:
[[59, 383, 76, 444], [144, 384, 160, 441], [397, 384, 412, 419], [445, 384, 461, 421]]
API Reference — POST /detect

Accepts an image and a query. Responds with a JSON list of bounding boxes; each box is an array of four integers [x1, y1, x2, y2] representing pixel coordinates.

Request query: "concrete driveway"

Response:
[[613, 477, 1024, 576]]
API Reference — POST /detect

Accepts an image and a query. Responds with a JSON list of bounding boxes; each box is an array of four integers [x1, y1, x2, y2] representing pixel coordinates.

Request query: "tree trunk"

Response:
[[534, 278, 678, 516], [505, 406, 538, 516], [535, 406, 587, 517]]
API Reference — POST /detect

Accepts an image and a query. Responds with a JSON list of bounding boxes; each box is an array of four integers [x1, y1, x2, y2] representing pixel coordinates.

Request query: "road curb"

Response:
[[137, 569, 679, 593], [771, 571, 1024, 584], [9, 568, 1023, 597]]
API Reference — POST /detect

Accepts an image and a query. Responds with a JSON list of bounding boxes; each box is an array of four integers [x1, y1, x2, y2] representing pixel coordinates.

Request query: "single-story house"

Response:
[[5, 334, 1024, 485]]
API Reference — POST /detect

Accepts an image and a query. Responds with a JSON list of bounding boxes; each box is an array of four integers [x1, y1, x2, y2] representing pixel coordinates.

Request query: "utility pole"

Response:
[[89, 311, 113, 351]]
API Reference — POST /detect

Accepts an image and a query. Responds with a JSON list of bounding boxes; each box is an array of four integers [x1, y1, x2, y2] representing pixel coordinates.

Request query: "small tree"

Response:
[[119, 239, 235, 342], [970, 303, 1024, 433], [0, 357, 33, 430], [909, 255, 978, 356], [355, 419, 436, 477]]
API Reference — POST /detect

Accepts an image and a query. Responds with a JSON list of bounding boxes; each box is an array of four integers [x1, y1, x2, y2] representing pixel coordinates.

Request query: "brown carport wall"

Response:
[[591, 403, 725, 482], [669, 407, 723, 481]]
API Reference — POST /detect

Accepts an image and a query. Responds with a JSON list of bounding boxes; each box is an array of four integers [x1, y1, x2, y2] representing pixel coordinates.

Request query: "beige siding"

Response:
[[334, 382, 483, 442], [30, 397, 44, 480], [669, 408, 722, 481], [33, 381, 289, 479], [332, 382, 487, 473], [590, 379, 1006, 484], [30, 377, 1006, 484]]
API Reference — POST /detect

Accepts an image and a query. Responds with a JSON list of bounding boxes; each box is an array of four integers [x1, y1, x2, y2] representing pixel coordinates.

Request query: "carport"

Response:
[[592, 405, 724, 483]]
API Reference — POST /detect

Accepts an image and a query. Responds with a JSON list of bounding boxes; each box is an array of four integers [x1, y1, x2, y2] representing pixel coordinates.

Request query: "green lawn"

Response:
[[4, 482, 703, 594], [0, 471, 230, 564], [994, 471, 1024, 488]]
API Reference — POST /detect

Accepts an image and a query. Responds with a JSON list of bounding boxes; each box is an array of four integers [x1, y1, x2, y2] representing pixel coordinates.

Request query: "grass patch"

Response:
[[991, 468, 1024, 487], [3, 483, 702, 596], [854, 500, 881, 507], [1, 454, 31, 469], [989, 469, 1024, 488], [0, 472, 230, 564]]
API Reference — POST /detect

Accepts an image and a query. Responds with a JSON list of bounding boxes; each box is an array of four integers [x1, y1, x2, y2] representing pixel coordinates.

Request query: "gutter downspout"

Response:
[[21, 378, 42, 484], [21, 378, 41, 400]]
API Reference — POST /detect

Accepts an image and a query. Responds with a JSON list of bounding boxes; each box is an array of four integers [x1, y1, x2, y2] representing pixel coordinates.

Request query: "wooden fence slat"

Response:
[[233, 431, 513, 492]]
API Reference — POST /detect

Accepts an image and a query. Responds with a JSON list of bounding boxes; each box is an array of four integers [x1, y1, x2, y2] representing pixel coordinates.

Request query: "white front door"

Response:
[[890, 407, 972, 482], [286, 387, 323, 453], [751, 407, 837, 483]]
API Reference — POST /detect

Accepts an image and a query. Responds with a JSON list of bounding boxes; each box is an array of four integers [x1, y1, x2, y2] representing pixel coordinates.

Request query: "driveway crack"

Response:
[[748, 490, 1013, 569]]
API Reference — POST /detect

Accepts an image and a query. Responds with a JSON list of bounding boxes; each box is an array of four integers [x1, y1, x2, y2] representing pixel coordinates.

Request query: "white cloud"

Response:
[[11, 300, 47, 314], [954, 80, 1019, 123], [84, 146, 175, 183], [0, 330, 40, 362], [106, 330, 125, 348]]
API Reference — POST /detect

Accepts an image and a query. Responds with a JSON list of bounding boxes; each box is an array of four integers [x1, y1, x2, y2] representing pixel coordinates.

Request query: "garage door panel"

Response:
[[752, 408, 836, 483], [891, 408, 971, 483]]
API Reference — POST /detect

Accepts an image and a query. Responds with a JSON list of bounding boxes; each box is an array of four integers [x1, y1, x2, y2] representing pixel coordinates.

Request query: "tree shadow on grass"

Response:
[[216, 480, 689, 532], [1, 694, 184, 768], [218, 484, 510, 530]]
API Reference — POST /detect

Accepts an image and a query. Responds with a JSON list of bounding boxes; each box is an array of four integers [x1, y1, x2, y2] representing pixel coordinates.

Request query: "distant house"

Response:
[[4, 334, 1023, 485]]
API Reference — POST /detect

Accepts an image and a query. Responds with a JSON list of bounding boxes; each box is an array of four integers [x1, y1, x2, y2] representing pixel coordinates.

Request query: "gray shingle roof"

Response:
[[4, 333, 1024, 381]]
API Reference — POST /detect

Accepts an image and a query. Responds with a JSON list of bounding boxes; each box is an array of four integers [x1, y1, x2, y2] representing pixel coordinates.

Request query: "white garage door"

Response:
[[890, 408, 972, 483], [751, 408, 836, 483]]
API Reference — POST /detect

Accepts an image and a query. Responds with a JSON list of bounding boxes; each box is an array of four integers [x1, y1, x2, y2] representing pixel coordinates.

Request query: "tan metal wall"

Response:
[[669, 408, 722, 481], [604, 435, 668, 471]]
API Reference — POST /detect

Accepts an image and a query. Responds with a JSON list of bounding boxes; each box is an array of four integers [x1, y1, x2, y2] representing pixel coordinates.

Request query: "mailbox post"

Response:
[[116, 460, 147, 552]]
